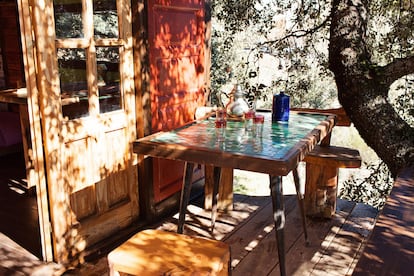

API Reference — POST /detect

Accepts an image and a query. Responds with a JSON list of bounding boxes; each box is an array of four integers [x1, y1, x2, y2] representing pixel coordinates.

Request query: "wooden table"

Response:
[[133, 111, 336, 276]]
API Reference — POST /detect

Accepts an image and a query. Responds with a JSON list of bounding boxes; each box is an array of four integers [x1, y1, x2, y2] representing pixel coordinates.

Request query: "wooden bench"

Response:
[[107, 229, 231, 276], [284, 108, 362, 218], [352, 166, 414, 275], [303, 145, 362, 218]]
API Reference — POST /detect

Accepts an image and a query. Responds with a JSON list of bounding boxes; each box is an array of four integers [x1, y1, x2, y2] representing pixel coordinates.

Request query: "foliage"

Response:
[[209, 0, 414, 207], [367, 0, 414, 64], [339, 161, 393, 209], [390, 74, 414, 126], [210, 0, 337, 108], [54, 1, 119, 55], [210, 0, 413, 111]]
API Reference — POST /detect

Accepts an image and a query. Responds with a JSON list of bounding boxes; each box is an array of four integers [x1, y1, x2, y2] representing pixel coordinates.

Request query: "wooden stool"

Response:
[[107, 229, 231, 276], [304, 145, 362, 218]]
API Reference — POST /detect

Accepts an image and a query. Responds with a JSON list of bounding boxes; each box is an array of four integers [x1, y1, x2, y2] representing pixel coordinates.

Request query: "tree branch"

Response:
[[260, 15, 331, 49], [380, 55, 414, 87]]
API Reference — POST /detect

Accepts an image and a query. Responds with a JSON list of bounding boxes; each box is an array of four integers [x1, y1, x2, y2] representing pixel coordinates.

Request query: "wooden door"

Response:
[[16, 0, 53, 261], [30, 0, 138, 265], [148, 0, 206, 202]]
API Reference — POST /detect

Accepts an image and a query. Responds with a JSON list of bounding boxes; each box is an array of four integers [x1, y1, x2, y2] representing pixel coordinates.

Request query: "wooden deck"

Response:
[[1, 181, 379, 276]]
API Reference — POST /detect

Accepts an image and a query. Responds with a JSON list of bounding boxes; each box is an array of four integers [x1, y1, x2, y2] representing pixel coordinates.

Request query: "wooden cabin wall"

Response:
[[0, 0, 25, 150], [0, 48, 5, 89], [0, 1, 25, 89]]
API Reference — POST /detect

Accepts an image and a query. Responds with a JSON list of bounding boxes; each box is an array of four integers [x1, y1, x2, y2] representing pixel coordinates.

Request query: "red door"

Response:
[[148, 0, 206, 202]]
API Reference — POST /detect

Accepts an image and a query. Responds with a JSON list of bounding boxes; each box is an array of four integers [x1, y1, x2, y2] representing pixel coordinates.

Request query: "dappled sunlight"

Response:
[[4, 0, 409, 273], [62, 119, 138, 249], [17, 0, 139, 266], [108, 229, 230, 275], [353, 167, 414, 274], [0, 233, 64, 275], [168, 199, 262, 238], [3, 188, 380, 274], [245, 225, 274, 251], [149, 2, 206, 132], [308, 230, 365, 275], [289, 202, 377, 275], [336, 2, 368, 68], [234, 169, 306, 196], [156, 194, 276, 270], [146, 0, 207, 203]]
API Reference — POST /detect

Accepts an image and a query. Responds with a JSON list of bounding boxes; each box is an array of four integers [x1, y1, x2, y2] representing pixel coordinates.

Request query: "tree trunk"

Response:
[[328, 0, 414, 177]]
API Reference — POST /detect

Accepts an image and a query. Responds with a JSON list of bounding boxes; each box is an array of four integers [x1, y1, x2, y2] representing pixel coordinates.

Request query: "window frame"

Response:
[[53, 0, 126, 120]]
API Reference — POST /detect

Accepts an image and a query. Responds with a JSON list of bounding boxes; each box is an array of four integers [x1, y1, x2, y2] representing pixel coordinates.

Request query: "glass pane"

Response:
[[58, 48, 89, 119], [93, 0, 119, 38], [54, 0, 84, 39], [96, 47, 122, 113]]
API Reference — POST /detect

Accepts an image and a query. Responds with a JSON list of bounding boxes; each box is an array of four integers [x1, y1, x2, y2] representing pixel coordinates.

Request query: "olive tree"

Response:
[[211, 0, 414, 177]]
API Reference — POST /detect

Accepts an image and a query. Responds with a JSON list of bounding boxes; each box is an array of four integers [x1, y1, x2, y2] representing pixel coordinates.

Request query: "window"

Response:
[[53, 0, 123, 120]]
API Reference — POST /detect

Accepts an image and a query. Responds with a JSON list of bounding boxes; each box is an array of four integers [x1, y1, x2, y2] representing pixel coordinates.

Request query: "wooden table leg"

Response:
[[177, 162, 195, 234], [269, 175, 286, 276], [292, 167, 309, 244], [211, 166, 221, 231]]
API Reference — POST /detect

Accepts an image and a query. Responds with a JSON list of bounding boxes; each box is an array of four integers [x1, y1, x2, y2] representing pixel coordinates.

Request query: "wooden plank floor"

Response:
[[1, 188, 378, 276]]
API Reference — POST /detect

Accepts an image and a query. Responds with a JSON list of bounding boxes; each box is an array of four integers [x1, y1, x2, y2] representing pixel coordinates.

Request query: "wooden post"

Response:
[[205, 165, 233, 211], [304, 145, 361, 218], [305, 163, 339, 217]]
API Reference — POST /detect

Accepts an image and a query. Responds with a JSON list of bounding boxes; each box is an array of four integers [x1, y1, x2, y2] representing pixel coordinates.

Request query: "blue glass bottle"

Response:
[[272, 91, 290, 122]]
